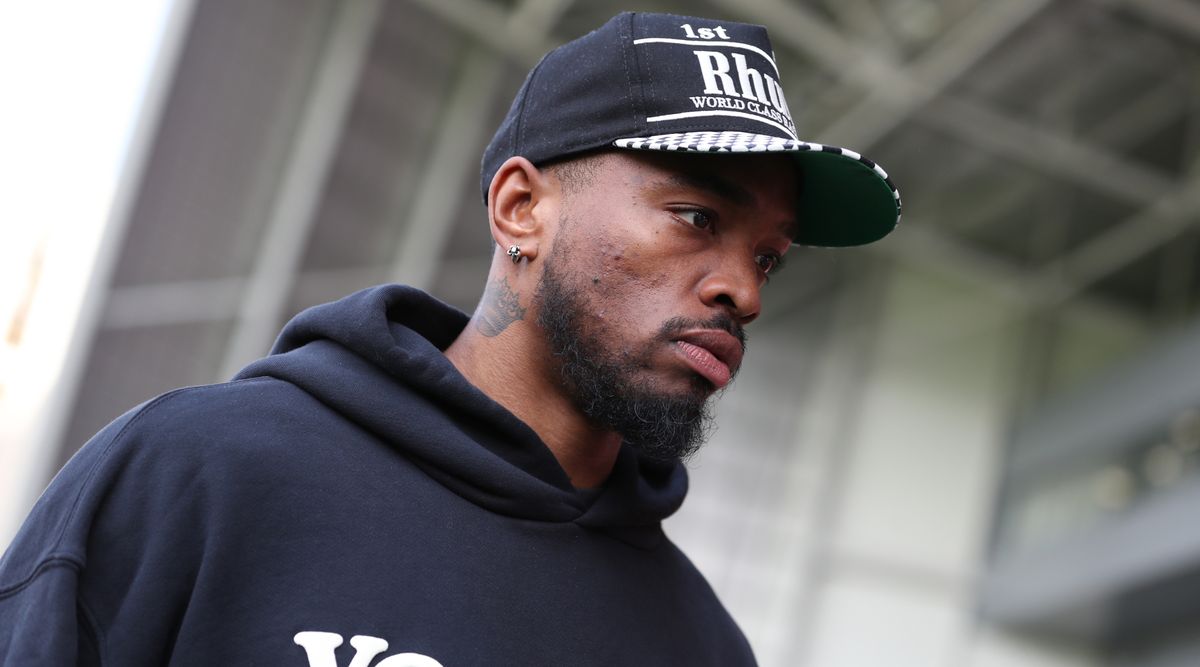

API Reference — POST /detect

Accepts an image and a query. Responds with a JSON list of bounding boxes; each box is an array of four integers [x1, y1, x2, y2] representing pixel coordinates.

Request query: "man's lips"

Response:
[[671, 330, 744, 389]]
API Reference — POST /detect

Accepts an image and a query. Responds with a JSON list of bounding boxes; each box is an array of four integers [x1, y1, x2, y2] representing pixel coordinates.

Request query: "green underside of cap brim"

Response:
[[791, 151, 899, 247]]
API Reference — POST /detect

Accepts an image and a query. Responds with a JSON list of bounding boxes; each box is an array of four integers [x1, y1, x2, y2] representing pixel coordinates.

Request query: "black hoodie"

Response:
[[0, 285, 755, 666]]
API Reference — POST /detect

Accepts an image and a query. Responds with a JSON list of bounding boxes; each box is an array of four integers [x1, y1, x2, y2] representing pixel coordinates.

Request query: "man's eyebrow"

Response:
[[666, 171, 754, 207], [666, 169, 800, 241]]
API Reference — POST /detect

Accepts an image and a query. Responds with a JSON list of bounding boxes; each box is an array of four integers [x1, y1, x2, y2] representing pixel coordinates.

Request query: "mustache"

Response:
[[658, 315, 746, 352]]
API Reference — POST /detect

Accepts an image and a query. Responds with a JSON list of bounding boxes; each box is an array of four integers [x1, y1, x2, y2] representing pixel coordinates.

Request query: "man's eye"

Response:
[[756, 253, 781, 274], [677, 210, 712, 230]]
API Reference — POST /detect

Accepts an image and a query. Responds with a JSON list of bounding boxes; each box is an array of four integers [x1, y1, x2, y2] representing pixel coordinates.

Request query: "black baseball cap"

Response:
[[480, 12, 901, 247]]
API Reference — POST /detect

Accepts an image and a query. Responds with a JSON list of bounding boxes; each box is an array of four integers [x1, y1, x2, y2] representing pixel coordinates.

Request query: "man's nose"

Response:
[[697, 255, 762, 325]]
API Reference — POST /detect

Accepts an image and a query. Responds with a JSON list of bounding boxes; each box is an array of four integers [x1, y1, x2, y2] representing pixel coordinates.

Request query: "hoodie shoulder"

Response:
[[1, 376, 344, 567], [118, 377, 335, 455]]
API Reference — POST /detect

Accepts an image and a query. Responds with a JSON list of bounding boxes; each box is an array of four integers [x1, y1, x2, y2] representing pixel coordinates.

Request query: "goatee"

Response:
[[535, 256, 744, 463]]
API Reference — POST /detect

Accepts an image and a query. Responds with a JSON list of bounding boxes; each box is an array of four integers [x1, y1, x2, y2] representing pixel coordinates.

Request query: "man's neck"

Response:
[[444, 318, 622, 489]]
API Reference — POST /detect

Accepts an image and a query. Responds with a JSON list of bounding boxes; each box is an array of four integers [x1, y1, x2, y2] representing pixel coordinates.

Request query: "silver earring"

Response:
[[507, 244, 522, 263]]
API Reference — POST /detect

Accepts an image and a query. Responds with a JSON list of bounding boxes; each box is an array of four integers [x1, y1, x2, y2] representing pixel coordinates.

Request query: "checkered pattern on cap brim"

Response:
[[613, 131, 903, 222]]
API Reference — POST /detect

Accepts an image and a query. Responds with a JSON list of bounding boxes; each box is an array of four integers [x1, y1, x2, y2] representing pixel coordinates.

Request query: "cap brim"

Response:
[[613, 131, 901, 247]]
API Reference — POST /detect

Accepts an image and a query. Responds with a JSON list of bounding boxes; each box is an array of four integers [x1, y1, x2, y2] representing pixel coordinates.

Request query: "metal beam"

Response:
[[709, 0, 889, 81], [218, 0, 384, 379], [1115, 0, 1200, 42], [823, 6, 1183, 251], [925, 94, 1173, 205], [506, 0, 574, 37], [1155, 233, 1199, 321], [104, 278, 244, 329], [387, 0, 574, 291], [1029, 44, 1200, 303], [823, 0, 1054, 148], [1037, 170, 1200, 305], [805, 220, 1147, 337], [711, 0, 1053, 147], [946, 73, 1189, 238], [386, 47, 507, 289], [1092, 74, 1189, 144], [816, 0, 900, 57], [103, 268, 393, 332], [402, 0, 555, 68], [930, 32, 1153, 233]]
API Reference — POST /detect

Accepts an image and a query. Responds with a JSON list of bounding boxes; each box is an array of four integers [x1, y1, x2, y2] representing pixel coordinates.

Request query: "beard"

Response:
[[534, 251, 745, 463]]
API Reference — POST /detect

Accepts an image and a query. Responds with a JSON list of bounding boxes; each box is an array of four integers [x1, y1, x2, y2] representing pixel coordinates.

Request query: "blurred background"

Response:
[[2, 0, 1200, 665]]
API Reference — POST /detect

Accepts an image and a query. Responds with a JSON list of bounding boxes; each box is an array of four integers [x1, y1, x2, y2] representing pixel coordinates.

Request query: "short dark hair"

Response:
[[541, 150, 612, 198]]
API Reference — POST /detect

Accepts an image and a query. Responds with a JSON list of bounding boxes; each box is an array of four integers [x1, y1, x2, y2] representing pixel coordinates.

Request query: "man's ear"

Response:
[[487, 156, 554, 263]]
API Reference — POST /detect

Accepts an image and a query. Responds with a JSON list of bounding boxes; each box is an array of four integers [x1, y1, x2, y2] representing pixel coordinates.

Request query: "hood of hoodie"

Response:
[[234, 284, 688, 536]]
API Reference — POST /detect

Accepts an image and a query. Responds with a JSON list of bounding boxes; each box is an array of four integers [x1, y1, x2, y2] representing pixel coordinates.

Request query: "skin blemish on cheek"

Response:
[[592, 277, 600, 285], [598, 243, 624, 264]]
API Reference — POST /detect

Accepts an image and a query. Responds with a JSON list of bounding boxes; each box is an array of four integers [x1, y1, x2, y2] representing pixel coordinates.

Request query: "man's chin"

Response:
[[600, 387, 712, 463]]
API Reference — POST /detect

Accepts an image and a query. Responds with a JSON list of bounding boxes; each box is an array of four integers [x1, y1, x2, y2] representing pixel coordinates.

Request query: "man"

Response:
[[0, 11, 898, 666]]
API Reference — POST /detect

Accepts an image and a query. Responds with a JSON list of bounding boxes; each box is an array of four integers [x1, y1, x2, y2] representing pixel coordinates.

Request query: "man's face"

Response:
[[533, 151, 798, 461]]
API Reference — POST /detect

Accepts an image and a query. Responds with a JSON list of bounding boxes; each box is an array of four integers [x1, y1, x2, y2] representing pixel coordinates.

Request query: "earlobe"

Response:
[[488, 156, 549, 262]]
